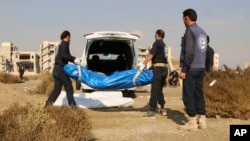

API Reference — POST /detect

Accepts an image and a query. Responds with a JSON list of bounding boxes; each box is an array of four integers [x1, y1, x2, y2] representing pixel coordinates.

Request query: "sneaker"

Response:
[[177, 116, 198, 131], [142, 111, 156, 118], [159, 109, 167, 116]]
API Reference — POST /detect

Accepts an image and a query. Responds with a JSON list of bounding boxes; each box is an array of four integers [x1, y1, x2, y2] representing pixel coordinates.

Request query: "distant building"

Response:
[[0, 42, 40, 74], [213, 53, 219, 71], [0, 42, 18, 72], [40, 41, 60, 72], [12, 51, 40, 74], [245, 61, 250, 69], [138, 46, 151, 69]]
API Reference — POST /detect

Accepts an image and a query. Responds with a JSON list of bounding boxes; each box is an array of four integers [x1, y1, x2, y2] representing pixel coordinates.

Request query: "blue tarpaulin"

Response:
[[64, 64, 153, 89]]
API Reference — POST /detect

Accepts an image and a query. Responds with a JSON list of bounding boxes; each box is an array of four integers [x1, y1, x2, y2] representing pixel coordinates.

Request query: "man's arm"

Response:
[[60, 43, 76, 63], [143, 41, 158, 65], [143, 54, 153, 65], [181, 29, 195, 73]]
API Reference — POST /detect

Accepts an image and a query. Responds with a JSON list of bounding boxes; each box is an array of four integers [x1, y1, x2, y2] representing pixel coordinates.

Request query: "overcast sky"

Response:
[[0, 0, 249, 68]]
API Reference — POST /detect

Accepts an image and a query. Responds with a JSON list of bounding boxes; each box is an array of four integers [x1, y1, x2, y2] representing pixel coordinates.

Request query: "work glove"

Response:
[[74, 58, 81, 65], [132, 62, 146, 86]]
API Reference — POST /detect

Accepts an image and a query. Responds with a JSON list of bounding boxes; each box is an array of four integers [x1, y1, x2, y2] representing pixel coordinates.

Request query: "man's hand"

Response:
[[179, 72, 186, 79], [132, 62, 146, 86], [138, 62, 146, 72], [74, 58, 81, 65]]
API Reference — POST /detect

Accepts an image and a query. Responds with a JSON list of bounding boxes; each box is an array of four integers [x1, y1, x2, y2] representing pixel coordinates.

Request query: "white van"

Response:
[[78, 31, 140, 97]]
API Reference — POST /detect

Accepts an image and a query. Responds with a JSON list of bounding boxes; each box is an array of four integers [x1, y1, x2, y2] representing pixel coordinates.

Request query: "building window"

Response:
[[20, 55, 30, 60]]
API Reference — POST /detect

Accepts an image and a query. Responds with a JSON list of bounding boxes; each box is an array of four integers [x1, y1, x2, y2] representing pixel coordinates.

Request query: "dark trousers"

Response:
[[183, 70, 205, 117], [19, 73, 24, 80], [46, 66, 76, 106], [149, 67, 168, 111]]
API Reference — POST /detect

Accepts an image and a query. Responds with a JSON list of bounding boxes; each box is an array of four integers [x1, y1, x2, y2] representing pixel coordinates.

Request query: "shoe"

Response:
[[159, 109, 167, 116], [70, 104, 78, 109], [197, 115, 207, 129], [44, 102, 53, 108], [177, 116, 198, 131], [142, 111, 156, 118]]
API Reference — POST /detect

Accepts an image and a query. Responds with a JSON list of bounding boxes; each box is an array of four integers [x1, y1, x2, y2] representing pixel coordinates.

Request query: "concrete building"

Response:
[[12, 51, 40, 74], [137, 45, 174, 70], [138, 46, 151, 69], [213, 53, 219, 71], [0, 42, 18, 72], [40, 41, 60, 72], [245, 61, 250, 69]]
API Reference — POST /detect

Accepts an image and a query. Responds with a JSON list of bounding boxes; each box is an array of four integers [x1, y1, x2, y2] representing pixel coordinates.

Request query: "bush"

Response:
[[23, 75, 40, 81], [34, 71, 79, 96], [0, 73, 23, 84], [0, 103, 92, 141], [34, 71, 54, 96], [204, 65, 250, 119]]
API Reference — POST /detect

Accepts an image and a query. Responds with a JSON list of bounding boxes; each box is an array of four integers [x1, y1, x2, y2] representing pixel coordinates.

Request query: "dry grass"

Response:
[[23, 75, 40, 81], [171, 58, 180, 66], [33, 71, 79, 96], [34, 71, 54, 96], [204, 65, 250, 119], [0, 103, 92, 141], [0, 73, 23, 84]]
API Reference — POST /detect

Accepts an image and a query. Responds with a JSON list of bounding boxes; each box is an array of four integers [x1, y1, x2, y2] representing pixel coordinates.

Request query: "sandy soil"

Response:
[[0, 80, 249, 141]]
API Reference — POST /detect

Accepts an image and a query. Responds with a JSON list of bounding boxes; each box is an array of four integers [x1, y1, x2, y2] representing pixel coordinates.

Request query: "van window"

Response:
[[89, 54, 119, 60]]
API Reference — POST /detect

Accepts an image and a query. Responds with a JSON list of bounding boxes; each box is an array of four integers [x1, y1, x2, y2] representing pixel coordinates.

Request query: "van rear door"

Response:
[[82, 31, 140, 68]]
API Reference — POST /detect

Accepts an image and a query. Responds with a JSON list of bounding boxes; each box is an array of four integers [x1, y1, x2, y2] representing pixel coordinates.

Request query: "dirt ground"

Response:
[[0, 80, 249, 141]]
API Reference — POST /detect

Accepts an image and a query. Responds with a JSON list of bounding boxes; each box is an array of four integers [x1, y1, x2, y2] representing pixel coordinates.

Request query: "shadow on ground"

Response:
[[166, 108, 186, 125], [89, 104, 149, 113]]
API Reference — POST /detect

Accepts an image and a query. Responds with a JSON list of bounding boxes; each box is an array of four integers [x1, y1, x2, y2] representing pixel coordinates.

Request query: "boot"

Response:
[[177, 116, 198, 131], [197, 115, 207, 129]]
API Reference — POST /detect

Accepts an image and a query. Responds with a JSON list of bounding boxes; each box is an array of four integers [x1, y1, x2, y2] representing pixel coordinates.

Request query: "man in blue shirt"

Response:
[[136, 29, 168, 118]]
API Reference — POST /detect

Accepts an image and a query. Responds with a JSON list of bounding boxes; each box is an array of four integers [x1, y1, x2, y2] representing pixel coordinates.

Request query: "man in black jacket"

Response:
[[45, 30, 80, 108], [205, 35, 215, 72]]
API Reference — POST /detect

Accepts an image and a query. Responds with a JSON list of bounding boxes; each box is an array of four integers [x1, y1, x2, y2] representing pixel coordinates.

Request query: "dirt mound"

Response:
[[204, 65, 250, 119]]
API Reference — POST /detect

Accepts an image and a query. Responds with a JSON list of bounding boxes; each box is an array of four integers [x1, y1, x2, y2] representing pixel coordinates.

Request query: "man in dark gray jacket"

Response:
[[45, 30, 81, 108], [178, 9, 207, 131]]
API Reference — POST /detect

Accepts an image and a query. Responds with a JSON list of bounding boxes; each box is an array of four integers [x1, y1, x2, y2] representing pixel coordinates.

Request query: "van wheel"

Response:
[[122, 90, 137, 99]]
